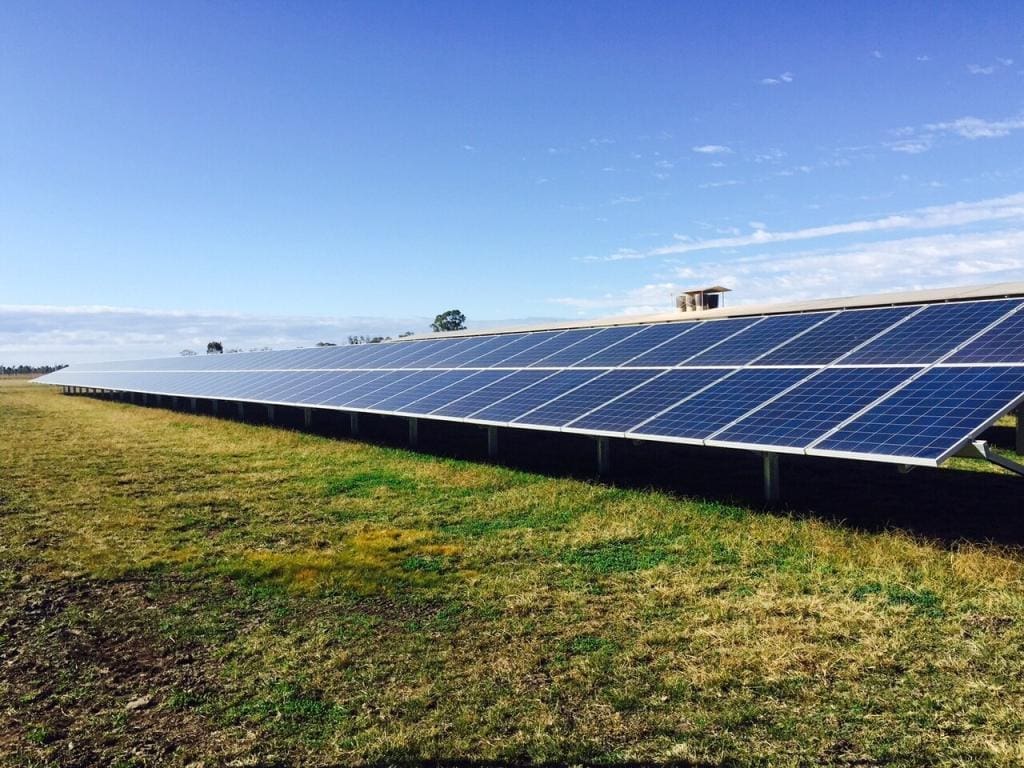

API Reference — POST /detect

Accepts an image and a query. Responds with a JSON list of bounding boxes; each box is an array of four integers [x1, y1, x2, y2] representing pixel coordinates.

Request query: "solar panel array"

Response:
[[37, 296, 1024, 467]]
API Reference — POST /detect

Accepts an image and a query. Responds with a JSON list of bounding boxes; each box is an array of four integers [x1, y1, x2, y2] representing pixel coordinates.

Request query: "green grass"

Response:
[[2, 380, 1024, 766]]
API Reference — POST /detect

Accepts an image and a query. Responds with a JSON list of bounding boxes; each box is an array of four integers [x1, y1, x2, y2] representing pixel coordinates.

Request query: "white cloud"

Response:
[[580, 193, 1024, 262], [692, 144, 733, 154], [872, 50, 883, 59], [556, 229, 1024, 316], [916, 55, 931, 62], [0, 306, 434, 365], [968, 64, 997, 75], [926, 115, 1024, 139], [761, 72, 794, 85], [698, 179, 743, 189]]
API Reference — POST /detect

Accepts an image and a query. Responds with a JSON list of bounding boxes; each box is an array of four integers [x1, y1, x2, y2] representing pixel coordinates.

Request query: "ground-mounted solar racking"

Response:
[[37, 282, 1024, 501]]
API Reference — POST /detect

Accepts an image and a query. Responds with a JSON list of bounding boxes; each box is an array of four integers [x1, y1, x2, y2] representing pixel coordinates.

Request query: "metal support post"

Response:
[[1016, 405, 1024, 456], [303, 408, 312, 428], [141, 392, 148, 406], [349, 413, 360, 436], [189, 398, 197, 413], [266, 405, 275, 423], [211, 399, 219, 416], [237, 402, 245, 419], [171, 396, 179, 410], [597, 437, 612, 476], [487, 426, 499, 459], [408, 418, 419, 447], [762, 452, 780, 503]]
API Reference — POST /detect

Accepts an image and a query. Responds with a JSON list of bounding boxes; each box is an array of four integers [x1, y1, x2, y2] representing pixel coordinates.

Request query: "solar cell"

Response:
[[575, 323, 696, 367], [685, 312, 832, 366], [812, 365, 1024, 462], [320, 371, 400, 406], [431, 370, 551, 417], [625, 317, 761, 367], [755, 305, 918, 366], [566, 369, 729, 434], [946, 306, 1024, 363], [469, 370, 600, 423], [631, 368, 810, 441], [427, 335, 511, 367], [514, 370, 659, 427], [708, 367, 916, 449], [842, 299, 1020, 365]]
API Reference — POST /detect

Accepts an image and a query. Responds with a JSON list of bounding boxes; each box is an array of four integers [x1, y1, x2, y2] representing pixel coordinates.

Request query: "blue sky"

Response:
[[2, 1, 1024, 363]]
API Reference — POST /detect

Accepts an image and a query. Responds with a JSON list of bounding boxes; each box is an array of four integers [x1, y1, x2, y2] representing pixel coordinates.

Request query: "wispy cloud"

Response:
[[583, 193, 1024, 262], [885, 112, 1024, 153], [871, 50, 883, 59], [926, 115, 1024, 139], [692, 144, 733, 154], [556, 229, 1024, 316], [968, 63, 997, 75], [760, 71, 794, 85]]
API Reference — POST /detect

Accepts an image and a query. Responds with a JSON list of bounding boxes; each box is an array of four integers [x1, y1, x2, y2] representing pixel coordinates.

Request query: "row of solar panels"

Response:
[[39, 296, 1024, 467], [65, 298, 1024, 372], [41, 362, 1024, 466]]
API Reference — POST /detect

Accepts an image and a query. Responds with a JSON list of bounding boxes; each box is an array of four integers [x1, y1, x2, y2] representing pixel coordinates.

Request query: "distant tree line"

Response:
[[348, 331, 415, 345], [1, 364, 67, 376]]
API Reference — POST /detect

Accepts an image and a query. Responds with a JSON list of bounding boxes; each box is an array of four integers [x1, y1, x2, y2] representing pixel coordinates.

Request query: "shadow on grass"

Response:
[[99, 393, 1024, 549]]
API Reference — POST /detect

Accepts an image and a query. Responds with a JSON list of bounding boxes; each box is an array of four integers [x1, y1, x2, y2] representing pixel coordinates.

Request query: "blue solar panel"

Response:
[[625, 317, 762, 367], [756, 306, 918, 366], [465, 331, 561, 367], [843, 299, 1020, 365], [813, 365, 1024, 461], [946, 306, 1024, 363], [535, 326, 644, 367], [293, 372, 365, 404], [394, 370, 511, 414], [709, 367, 917, 448], [321, 371, 400, 406], [631, 368, 810, 441], [427, 335, 511, 367], [566, 369, 729, 433], [346, 371, 447, 408], [685, 313, 832, 366], [501, 329, 599, 367], [432, 370, 551, 417], [368, 370, 478, 412], [514, 370, 659, 427], [575, 323, 696, 368], [470, 370, 599, 423]]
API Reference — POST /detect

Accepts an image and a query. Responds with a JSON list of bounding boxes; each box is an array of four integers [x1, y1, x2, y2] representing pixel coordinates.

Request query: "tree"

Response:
[[348, 335, 390, 345], [180, 349, 197, 356], [316, 341, 337, 347], [398, 331, 415, 338], [206, 341, 223, 354], [431, 309, 466, 333]]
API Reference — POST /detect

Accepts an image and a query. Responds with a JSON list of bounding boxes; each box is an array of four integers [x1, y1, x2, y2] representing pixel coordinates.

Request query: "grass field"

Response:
[[2, 379, 1024, 766]]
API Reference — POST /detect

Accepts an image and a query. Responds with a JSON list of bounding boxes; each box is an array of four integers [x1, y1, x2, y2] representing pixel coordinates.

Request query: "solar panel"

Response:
[[842, 299, 1021, 365], [513, 370, 658, 428], [946, 306, 1024, 363], [707, 367, 917, 450], [536, 326, 645, 367], [391, 370, 511, 415], [431, 370, 551, 417], [470, 370, 600, 423], [368, 370, 479, 412], [566, 369, 729, 434], [465, 331, 562, 367], [500, 329, 598, 367], [811, 365, 1024, 463], [754, 306, 918, 366], [684, 312, 832, 366], [625, 317, 762, 367], [576, 323, 697, 367], [630, 368, 811, 442]]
